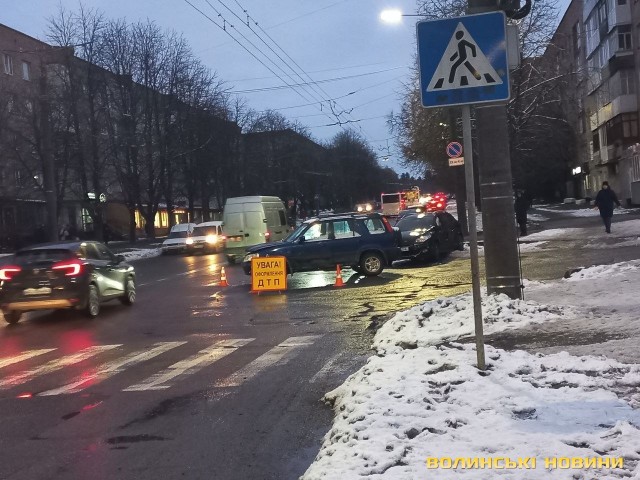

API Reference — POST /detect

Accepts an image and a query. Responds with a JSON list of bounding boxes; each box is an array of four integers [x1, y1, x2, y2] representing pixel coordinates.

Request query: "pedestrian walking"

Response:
[[514, 190, 530, 236], [593, 181, 621, 234]]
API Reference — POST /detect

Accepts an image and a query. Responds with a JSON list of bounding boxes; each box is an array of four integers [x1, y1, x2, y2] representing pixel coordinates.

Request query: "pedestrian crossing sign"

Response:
[[417, 11, 510, 108]]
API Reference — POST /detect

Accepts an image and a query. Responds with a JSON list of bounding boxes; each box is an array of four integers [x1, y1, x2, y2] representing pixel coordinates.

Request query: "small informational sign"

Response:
[[449, 157, 465, 167], [251, 256, 287, 292], [447, 142, 463, 158]]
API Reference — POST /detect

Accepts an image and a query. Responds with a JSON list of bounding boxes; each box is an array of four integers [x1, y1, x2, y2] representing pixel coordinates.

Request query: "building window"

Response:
[[618, 25, 632, 50], [620, 69, 635, 94], [14, 169, 24, 187], [21, 61, 30, 81], [592, 131, 600, 152], [3, 54, 14, 75], [618, 0, 626, 4], [622, 113, 638, 138]]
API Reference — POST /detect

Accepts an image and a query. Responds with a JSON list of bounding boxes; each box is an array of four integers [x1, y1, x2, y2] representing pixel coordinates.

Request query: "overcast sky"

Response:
[[2, 0, 571, 176]]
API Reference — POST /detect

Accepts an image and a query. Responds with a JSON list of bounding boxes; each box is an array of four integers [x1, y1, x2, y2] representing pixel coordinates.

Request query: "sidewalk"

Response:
[[302, 222, 640, 479]]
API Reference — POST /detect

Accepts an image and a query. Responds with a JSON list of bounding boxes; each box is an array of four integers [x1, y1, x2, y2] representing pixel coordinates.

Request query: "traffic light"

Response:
[[468, 0, 530, 19]]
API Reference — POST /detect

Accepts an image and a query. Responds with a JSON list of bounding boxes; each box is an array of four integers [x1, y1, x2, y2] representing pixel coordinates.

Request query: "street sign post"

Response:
[[415, 11, 511, 370], [446, 141, 463, 158], [416, 11, 509, 109]]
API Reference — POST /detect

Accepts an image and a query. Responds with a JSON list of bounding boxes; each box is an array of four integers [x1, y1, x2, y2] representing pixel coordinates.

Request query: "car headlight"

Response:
[[416, 233, 432, 243], [243, 253, 259, 263], [186, 238, 194, 245], [205, 234, 218, 244], [365, 204, 372, 211]]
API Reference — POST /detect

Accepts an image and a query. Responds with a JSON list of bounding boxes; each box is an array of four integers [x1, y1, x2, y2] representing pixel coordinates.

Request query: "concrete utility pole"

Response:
[[467, 0, 523, 300]]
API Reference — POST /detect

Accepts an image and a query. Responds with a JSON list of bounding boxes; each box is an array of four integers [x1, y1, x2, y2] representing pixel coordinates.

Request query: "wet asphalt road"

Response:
[[1, 209, 639, 479]]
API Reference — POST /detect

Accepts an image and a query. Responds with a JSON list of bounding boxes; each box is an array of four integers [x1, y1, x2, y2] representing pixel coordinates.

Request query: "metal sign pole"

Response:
[[461, 104, 485, 371]]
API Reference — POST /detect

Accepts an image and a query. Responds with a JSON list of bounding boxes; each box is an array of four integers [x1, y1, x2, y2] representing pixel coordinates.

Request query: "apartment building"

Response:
[[583, 0, 639, 201]]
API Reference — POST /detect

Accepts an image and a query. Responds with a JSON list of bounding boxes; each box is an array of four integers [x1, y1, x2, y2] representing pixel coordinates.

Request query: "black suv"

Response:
[[0, 241, 136, 324], [242, 213, 400, 276]]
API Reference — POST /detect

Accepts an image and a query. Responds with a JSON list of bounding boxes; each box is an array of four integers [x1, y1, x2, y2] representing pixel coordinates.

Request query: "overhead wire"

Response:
[[182, 0, 337, 125]]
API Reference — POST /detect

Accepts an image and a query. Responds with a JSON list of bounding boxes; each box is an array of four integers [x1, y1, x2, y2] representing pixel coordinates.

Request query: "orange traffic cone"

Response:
[[219, 267, 229, 287], [334, 264, 345, 288]]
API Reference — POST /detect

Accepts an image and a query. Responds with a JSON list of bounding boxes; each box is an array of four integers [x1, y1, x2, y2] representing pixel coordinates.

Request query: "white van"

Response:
[[188, 220, 225, 254], [223, 196, 289, 263], [161, 223, 196, 254]]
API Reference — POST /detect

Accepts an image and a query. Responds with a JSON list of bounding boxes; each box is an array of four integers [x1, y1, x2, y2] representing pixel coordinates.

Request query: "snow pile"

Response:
[[563, 260, 640, 281], [373, 293, 568, 354], [119, 248, 161, 262], [303, 344, 640, 479], [525, 228, 583, 241], [585, 237, 640, 249], [304, 260, 640, 480]]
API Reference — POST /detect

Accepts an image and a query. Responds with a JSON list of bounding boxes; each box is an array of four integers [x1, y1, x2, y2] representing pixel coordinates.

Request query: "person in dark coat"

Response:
[[593, 181, 621, 233], [514, 190, 530, 236]]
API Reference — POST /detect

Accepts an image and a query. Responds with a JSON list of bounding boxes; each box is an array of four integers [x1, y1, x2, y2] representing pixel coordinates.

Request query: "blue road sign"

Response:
[[447, 141, 463, 158], [417, 11, 510, 108]]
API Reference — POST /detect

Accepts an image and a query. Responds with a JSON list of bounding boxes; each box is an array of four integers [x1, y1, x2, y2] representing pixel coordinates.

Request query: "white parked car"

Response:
[[187, 221, 225, 254], [161, 223, 196, 254]]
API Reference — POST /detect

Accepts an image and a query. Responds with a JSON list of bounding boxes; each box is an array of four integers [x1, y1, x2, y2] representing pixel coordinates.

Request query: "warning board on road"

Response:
[[449, 157, 465, 167], [251, 256, 287, 292]]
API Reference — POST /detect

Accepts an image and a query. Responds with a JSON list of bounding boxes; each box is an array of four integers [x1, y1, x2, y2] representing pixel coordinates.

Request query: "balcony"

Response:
[[589, 94, 637, 130]]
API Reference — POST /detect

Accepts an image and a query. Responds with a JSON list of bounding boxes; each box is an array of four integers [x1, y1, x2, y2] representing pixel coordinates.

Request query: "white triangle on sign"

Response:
[[427, 22, 503, 92]]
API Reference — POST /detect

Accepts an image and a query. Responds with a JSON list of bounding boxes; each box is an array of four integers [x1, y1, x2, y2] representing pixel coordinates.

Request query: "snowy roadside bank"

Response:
[[302, 262, 640, 479], [119, 248, 162, 262]]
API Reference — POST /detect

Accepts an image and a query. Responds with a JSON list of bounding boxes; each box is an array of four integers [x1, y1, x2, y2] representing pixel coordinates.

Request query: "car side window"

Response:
[[332, 219, 359, 238], [94, 243, 116, 262], [304, 222, 329, 242], [362, 218, 386, 234], [80, 243, 101, 260]]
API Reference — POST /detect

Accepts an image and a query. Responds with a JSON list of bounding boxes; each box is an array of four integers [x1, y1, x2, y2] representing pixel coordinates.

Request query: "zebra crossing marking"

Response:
[[39, 342, 186, 396], [0, 345, 121, 390], [0, 349, 56, 369], [123, 338, 254, 392], [215, 335, 321, 388]]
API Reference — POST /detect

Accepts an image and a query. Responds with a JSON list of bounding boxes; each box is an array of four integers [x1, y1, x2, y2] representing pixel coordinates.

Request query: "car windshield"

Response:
[[15, 248, 75, 264], [396, 214, 437, 230], [167, 230, 188, 239], [193, 226, 218, 236], [283, 223, 309, 242]]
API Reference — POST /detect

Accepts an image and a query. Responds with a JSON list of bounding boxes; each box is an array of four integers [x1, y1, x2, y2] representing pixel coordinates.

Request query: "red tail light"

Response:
[[52, 259, 84, 276], [437, 203, 443, 208], [0, 266, 21, 281]]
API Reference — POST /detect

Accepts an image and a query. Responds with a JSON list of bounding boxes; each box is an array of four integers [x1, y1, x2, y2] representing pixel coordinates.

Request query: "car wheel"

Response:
[[3, 310, 22, 325], [120, 277, 136, 306], [84, 284, 100, 318], [360, 252, 384, 276]]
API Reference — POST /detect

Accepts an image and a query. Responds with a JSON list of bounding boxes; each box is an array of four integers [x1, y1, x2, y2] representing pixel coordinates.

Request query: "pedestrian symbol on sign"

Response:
[[428, 23, 503, 92]]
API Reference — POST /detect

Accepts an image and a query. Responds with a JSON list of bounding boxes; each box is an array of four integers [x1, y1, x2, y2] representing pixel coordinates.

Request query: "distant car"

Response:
[[161, 223, 196, 254], [188, 221, 225, 254], [242, 212, 400, 277], [421, 192, 448, 212], [0, 241, 136, 324], [396, 211, 464, 261]]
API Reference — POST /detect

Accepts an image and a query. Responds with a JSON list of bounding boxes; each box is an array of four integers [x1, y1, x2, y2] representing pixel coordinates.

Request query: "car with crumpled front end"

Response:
[[0, 241, 136, 324], [396, 211, 464, 261], [242, 212, 400, 277]]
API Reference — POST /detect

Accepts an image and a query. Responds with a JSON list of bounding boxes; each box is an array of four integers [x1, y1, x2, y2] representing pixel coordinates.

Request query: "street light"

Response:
[[379, 9, 403, 24]]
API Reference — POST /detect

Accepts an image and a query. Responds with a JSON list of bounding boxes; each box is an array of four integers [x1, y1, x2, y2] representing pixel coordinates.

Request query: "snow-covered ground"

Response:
[[303, 261, 640, 479], [119, 248, 161, 262], [535, 206, 637, 218]]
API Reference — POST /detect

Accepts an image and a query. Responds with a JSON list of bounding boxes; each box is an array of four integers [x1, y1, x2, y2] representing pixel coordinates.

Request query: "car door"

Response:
[[93, 242, 126, 297], [329, 219, 361, 267], [436, 212, 457, 251], [286, 221, 332, 271]]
